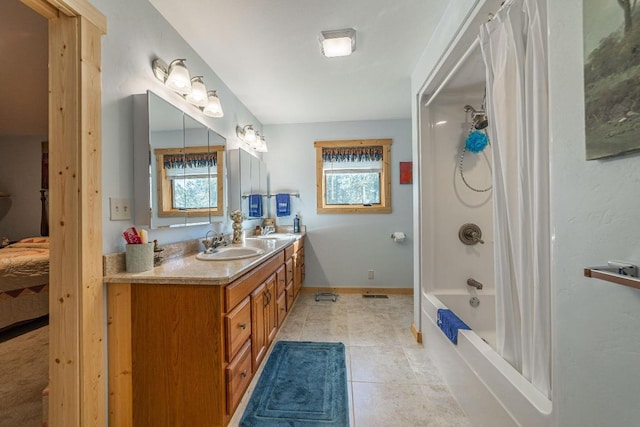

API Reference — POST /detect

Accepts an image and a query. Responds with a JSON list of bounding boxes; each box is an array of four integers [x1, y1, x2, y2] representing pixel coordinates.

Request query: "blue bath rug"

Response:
[[240, 341, 349, 427]]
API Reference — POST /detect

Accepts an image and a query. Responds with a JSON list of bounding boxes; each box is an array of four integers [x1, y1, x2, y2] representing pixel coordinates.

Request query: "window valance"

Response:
[[163, 152, 218, 169], [321, 146, 383, 163]]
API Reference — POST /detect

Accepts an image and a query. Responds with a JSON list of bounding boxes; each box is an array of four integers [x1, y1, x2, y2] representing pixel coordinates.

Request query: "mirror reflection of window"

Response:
[[165, 151, 218, 209], [155, 145, 225, 217]]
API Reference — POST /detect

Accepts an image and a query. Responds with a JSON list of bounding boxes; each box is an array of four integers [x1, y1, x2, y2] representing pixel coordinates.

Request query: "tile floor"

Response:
[[229, 292, 471, 427]]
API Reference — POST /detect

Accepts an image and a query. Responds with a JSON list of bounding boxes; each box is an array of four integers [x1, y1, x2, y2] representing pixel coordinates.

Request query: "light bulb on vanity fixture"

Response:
[[185, 76, 208, 107], [203, 91, 224, 117], [152, 58, 224, 117], [255, 134, 268, 152]]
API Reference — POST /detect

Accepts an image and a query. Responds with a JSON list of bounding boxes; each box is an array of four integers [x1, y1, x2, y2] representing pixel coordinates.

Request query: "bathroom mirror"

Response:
[[134, 91, 226, 229], [228, 148, 268, 219]]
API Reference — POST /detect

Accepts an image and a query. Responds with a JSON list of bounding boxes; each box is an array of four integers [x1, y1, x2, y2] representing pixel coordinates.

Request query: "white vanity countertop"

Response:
[[103, 233, 303, 286]]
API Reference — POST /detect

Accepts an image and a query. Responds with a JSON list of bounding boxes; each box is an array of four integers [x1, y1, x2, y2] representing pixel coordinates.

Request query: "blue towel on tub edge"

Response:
[[248, 194, 262, 217], [437, 309, 471, 345]]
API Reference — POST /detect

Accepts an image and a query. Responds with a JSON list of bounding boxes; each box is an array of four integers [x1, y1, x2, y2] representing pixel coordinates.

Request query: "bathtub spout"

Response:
[[467, 278, 483, 290]]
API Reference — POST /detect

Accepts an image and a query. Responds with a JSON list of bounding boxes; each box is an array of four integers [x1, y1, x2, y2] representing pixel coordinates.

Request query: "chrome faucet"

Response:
[[261, 226, 275, 236], [467, 278, 483, 290], [203, 230, 228, 254]]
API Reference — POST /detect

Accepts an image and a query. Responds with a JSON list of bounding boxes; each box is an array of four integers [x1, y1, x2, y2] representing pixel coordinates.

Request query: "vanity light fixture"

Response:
[[236, 125, 257, 143], [152, 58, 224, 117], [237, 125, 267, 152], [319, 28, 356, 57], [255, 134, 268, 152], [185, 76, 208, 107], [203, 91, 224, 118]]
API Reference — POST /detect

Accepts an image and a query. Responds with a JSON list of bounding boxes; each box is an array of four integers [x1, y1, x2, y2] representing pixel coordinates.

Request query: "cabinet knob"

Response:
[[239, 322, 247, 330], [241, 369, 248, 378]]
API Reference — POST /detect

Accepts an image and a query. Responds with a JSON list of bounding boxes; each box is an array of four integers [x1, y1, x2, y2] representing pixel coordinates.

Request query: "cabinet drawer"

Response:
[[225, 297, 251, 362], [225, 252, 285, 311], [226, 340, 252, 415], [276, 291, 287, 327], [284, 245, 294, 260], [276, 264, 286, 296]]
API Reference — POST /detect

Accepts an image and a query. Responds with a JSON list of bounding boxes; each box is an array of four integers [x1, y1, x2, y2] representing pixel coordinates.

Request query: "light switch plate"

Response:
[[110, 197, 131, 220]]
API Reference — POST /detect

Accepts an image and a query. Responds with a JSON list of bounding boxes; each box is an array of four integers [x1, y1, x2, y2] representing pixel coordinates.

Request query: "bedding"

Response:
[[0, 237, 49, 330]]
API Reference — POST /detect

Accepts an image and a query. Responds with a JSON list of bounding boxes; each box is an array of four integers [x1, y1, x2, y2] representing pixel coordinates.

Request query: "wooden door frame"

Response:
[[20, 1, 106, 426]]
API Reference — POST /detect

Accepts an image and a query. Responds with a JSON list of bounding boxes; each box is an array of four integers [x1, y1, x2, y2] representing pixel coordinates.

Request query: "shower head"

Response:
[[464, 105, 489, 130]]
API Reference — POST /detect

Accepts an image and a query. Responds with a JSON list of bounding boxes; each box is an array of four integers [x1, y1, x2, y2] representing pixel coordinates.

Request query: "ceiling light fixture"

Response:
[[152, 58, 224, 118], [319, 28, 356, 57]]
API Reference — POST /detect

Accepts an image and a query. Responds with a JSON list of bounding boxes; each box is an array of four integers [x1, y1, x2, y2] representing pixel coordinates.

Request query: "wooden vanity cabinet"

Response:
[[293, 239, 305, 298], [107, 239, 305, 427]]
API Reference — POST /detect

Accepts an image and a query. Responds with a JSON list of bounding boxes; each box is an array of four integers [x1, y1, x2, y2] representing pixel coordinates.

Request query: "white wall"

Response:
[[0, 135, 47, 240], [90, 0, 262, 253], [263, 120, 413, 288], [549, 1, 640, 425]]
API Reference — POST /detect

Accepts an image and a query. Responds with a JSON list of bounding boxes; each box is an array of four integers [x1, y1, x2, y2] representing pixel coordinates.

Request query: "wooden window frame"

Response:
[[314, 139, 392, 214], [155, 145, 225, 217]]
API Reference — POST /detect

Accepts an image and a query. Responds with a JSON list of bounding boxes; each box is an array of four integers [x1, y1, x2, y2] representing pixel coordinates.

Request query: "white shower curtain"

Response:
[[480, 0, 551, 398]]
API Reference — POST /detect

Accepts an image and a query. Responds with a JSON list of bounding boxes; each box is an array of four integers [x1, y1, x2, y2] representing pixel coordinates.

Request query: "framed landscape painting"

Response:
[[583, 0, 640, 160]]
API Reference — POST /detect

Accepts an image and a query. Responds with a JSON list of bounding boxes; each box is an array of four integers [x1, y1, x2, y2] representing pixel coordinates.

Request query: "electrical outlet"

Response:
[[368, 270, 374, 280], [110, 197, 131, 220]]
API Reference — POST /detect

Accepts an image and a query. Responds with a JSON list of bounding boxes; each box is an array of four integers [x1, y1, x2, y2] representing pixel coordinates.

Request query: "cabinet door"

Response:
[[265, 274, 278, 345], [293, 251, 302, 298], [276, 264, 286, 296], [276, 291, 287, 327], [251, 283, 267, 370], [285, 258, 293, 284]]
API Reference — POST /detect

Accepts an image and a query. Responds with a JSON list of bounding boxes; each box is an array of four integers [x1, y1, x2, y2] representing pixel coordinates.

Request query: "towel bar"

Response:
[[242, 192, 300, 199], [584, 261, 640, 290]]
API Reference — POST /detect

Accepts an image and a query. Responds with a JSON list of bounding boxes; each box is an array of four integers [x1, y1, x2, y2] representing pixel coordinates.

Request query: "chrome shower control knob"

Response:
[[459, 223, 484, 245]]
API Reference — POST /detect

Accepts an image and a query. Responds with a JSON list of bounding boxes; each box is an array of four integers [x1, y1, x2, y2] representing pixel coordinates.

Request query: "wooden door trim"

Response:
[[21, 1, 107, 426]]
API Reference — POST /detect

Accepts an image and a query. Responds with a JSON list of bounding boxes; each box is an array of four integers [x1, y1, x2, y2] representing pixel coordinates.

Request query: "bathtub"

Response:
[[422, 291, 552, 427]]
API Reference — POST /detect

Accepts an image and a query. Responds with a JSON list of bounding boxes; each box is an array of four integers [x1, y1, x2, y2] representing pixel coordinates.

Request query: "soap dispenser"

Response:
[[293, 214, 300, 233]]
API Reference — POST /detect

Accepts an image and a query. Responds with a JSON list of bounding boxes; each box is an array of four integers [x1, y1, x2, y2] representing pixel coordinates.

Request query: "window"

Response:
[[315, 139, 392, 214], [155, 145, 225, 217]]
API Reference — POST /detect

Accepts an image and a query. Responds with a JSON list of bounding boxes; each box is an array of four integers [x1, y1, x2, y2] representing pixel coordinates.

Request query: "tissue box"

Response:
[[126, 243, 154, 273]]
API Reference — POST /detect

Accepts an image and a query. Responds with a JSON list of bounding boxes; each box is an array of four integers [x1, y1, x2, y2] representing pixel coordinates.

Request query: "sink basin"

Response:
[[196, 247, 265, 261], [248, 233, 296, 240]]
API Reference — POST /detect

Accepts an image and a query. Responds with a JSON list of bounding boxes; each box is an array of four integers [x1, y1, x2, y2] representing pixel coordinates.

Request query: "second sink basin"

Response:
[[196, 246, 265, 261]]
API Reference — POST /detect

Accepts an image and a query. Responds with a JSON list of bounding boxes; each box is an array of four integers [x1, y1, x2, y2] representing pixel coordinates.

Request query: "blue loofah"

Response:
[[465, 130, 489, 153]]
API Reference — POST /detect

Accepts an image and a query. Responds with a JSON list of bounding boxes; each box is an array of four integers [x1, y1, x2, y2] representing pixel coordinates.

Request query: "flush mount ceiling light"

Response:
[[152, 58, 224, 118], [319, 28, 356, 57]]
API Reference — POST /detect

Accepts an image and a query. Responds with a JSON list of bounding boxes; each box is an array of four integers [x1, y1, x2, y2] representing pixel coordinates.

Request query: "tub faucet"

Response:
[[467, 278, 483, 290]]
